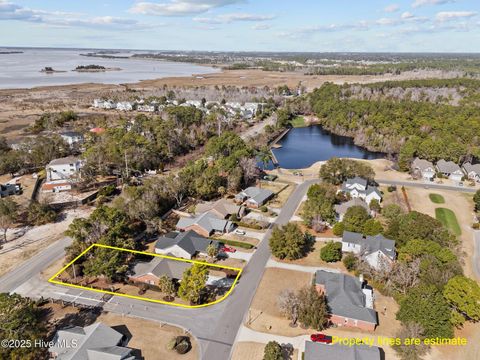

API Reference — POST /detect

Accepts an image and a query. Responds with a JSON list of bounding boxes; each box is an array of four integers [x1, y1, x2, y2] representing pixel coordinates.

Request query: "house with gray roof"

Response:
[[154, 230, 220, 259], [195, 198, 245, 219], [411, 157, 435, 181], [176, 211, 234, 237], [49, 322, 137, 360], [129, 256, 192, 285], [305, 341, 381, 360], [342, 231, 396, 270], [340, 177, 382, 205], [436, 159, 464, 182], [462, 162, 480, 182], [235, 187, 274, 208], [334, 198, 370, 221], [315, 270, 377, 331], [60, 131, 84, 147]]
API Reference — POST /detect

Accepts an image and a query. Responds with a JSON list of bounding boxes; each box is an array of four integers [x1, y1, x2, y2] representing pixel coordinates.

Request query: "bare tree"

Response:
[[387, 259, 421, 295], [239, 157, 258, 186], [277, 289, 300, 326], [393, 322, 430, 360]]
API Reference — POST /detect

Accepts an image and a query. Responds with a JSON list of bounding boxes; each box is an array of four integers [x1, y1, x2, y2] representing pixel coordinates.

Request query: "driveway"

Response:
[[473, 231, 480, 280]]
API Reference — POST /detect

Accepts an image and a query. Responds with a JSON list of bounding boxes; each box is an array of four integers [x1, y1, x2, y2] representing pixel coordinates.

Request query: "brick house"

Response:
[[315, 270, 377, 331], [176, 211, 234, 238]]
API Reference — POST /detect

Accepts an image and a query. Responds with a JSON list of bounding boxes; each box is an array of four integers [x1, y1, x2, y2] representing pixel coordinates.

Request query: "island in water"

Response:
[[73, 64, 121, 72], [40, 67, 66, 73]]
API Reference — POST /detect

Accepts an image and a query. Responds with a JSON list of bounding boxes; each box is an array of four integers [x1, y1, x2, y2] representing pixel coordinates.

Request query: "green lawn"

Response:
[[429, 193, 445, 204], [435, 208, 462, 236], [290, 116, 306, 128]]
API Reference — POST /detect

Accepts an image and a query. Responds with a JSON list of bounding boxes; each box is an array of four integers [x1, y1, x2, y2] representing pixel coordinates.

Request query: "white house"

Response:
[[462, 162, 480, 182], [342, 231, 396, 271], [93, 99, 116, 109], [60, 131, 84, 146], [46, 157, 83, 182], [116, 102, 134, 111], [340, 177, 382, 204], [154, 230, 220, 259], [436, 159, 464, 182], [137, 104, 156, 112], [411, 157, 435, 181]]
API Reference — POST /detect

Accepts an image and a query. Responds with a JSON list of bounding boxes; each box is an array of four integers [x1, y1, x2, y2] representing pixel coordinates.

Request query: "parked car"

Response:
[[310, 334, 333, 344], [221, 245, 236, 253], [234, 229, 246, 235]]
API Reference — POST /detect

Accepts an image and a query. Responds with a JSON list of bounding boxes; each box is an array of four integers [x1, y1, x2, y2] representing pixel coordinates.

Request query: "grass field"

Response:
[[429, 193, 445, 204], [435, 208, 462, 235], [290, 116, 306, 128]]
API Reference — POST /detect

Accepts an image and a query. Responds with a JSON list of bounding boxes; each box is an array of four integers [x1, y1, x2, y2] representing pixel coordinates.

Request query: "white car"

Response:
[[234, 229, 246, 235]]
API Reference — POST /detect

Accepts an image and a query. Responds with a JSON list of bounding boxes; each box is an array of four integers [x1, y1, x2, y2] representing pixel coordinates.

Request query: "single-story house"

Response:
[[340, 177, 382, 205], [342, 231, 396, 270], [129, 256, 192, 285], [0, 183, 21, 198], [334, 198, 370, 221], [411, 157, 435, 181], [49, 322, 137, 360], [176, 211, 234, 237], [195, 198, 245, 219], [315, 270, 377, 331], [462, 162, 480, 182], [155, 230, 220, 259], [436, 159, 464, 182], [305, 341, 381, 360], [235, 187, 274, 208]]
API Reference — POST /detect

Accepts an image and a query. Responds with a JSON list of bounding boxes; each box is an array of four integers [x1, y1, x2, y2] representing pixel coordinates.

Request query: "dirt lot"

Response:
[[260, 181, 295, 209], [248, 268, 313, 336], [231, 342, 297, 360], [278, 241, 345, 270], [0, 207, 92, 277], [0, 173, 37, 207]]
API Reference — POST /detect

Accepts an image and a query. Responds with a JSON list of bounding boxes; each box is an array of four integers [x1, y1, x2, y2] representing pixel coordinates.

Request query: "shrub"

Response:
[[175, 336, 191, 354], [260, 205, 268, 212], [472, 223, 480, 230], [387, 185, 397, 192], [98, 184, 116, 197], [343, 253, 357, 271], [263, 341, 283, 360], [320, 241, 342, 263], [332, 222, 344, 236]]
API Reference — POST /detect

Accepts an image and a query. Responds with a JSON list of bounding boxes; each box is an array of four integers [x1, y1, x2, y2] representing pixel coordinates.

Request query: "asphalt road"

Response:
[[376, 179, 477, 193], [0, 179, 318, 360]]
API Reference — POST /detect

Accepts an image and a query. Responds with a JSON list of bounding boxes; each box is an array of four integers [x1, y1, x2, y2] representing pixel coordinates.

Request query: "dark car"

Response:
[[310, 333, 333, 344]]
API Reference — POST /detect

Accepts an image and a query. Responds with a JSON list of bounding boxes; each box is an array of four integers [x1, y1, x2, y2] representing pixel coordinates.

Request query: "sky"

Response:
[[0, 0, 479, 52]]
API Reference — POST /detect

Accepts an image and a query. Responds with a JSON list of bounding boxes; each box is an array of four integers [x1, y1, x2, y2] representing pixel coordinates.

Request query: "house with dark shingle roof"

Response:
[[49, 323, 137, 360], [436, 159, 464, 182], [176, 211, 234, 237], [341, 231, 396, 270], [340, 177, 382, 205], [235, 187, 274, 208], [154, 230, 220, 259], [305, 341, 381, 360], [129, 256, 192, 285], [315, 270, 377, 331]]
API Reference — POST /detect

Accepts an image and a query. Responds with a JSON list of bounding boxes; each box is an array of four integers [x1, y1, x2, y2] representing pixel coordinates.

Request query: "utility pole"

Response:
[[124, 150, 129, 180]]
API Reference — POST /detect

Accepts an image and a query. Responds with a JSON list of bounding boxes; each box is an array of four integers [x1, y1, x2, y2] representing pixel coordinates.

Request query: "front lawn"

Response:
[[429, 193, 445, 204], [435, 208, 462, 236]]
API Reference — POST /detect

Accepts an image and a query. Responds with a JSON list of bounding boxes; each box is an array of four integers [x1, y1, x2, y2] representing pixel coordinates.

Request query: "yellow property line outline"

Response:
[[48, 243, 243, 309]]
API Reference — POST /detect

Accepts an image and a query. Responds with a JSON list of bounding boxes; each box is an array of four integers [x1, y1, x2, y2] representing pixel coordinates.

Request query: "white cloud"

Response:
[[252, 24, 270, 30], [194, 12, 275, 24], [0, 1, 150, 30], [401, 11, 414, 19], [384, 4, 400, 13], [412, 0, 456, 8], [436, 11, 477, 22], [129, 0, 244, 17], [376, 17, 398, 26]]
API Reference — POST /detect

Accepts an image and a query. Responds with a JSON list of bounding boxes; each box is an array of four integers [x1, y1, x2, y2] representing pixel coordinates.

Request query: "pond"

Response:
[[269, 125, 385, 169]]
